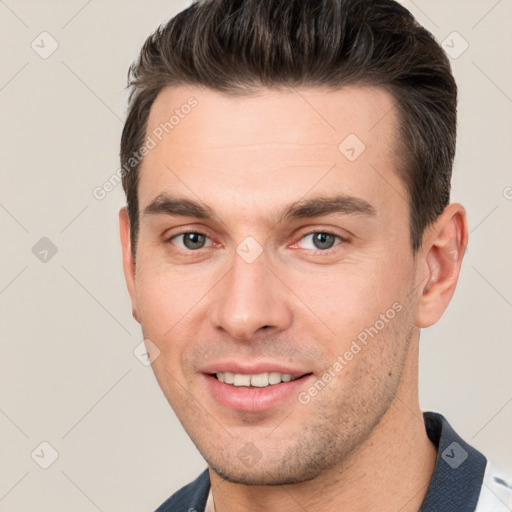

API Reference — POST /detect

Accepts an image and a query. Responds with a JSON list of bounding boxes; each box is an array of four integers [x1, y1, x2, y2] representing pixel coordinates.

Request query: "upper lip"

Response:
[[200, 361, 311, 378]]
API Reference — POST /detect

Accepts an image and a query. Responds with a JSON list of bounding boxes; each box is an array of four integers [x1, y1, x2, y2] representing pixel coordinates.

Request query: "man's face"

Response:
[[121, 85, 423, 484]]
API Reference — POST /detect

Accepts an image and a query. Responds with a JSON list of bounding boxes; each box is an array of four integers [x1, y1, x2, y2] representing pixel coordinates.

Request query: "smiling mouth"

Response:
[[213, 372, 312, 388]]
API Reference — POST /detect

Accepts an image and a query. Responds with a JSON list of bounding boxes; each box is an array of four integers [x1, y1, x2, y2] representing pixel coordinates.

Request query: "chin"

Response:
[[205, 449, 330, 486], [210, 464, 321, 486]]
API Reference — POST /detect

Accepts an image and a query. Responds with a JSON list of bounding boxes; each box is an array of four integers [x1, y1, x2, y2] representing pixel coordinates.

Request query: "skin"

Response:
[[119, 84, 468, 511]]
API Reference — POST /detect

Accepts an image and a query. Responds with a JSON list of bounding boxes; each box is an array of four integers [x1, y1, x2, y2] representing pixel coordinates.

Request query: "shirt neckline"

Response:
[[419, 411, 486, 512]]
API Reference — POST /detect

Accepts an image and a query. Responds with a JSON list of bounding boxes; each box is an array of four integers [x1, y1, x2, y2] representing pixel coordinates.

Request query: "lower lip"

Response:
[[203, 373, 314, 413]]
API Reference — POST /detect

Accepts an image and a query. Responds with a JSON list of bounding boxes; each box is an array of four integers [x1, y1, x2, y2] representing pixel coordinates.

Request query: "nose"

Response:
[[209, 249, 293, 341]]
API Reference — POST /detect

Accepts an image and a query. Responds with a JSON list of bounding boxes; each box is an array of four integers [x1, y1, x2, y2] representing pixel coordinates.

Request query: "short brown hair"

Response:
[[121, 0, 457, 262]]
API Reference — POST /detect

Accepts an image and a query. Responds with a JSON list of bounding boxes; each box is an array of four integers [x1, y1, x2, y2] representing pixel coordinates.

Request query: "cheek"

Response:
[[134, 267, 190, 367], [135, 268, 197, 408], [135, 253, 203, 327], [286, 257, 408, 334], [134, 257, 218, 375], [136, 273, 173, 335]]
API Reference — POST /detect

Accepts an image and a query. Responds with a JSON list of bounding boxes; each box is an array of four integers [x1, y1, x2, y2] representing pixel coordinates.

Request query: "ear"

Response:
[[119, 207, 141, 324], [415, 203, 468, 328]]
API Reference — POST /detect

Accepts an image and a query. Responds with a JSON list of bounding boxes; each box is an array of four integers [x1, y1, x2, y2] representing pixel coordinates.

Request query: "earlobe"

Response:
[[119, 207, 141, 325], [416, 203, 468, 328]]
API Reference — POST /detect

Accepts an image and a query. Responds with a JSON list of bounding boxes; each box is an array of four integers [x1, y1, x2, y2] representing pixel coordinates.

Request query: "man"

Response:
[[119, 0, 512, 510]]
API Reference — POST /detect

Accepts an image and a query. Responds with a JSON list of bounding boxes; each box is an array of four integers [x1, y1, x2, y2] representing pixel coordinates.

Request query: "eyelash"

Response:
[[164, 230, 215, 252], [165, 229, 348, 254], [294, 229, 347, 252]]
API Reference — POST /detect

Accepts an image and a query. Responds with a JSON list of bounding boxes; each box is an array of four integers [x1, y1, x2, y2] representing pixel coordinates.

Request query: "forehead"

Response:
[[138, 84, 406, 221]]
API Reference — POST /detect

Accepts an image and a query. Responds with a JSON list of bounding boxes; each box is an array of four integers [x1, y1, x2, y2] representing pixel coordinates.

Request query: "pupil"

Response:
[[314, 233, 335, 250], [184, 233, 205, 249]]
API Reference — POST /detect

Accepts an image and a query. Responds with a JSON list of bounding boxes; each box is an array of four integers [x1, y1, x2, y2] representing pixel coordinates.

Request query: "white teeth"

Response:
[[233, 374, 251, 386], [215, 372, 296, 387], [250, 373, 269, 387], [268, 372, 282, 385]]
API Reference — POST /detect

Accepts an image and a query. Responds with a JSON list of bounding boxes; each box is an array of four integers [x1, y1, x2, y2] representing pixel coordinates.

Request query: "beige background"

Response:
[[0, 0, 511, 510]]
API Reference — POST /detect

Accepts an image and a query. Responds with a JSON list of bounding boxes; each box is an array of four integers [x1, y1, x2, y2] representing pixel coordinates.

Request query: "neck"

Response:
[[209, 338, 437, 512]]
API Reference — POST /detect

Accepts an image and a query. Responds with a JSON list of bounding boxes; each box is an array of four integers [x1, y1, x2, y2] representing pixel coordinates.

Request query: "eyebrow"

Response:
[[282, 195, 376, 220], [143, 193, 376, 222], [144, 194, 213, 219]]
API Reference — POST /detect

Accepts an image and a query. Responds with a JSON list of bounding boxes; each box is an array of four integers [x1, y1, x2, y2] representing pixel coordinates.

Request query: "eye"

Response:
[[297, 231, 343, 251], [169, 232, 212, 250]]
